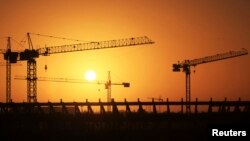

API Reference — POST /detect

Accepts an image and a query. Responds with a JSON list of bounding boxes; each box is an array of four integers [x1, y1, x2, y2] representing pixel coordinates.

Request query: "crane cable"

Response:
[[29, 32, 95, 43], [0, 37, 25, 52], [11, 38, 26, 50]]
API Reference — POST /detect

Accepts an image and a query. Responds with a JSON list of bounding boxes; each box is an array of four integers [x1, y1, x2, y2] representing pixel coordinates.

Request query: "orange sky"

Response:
[[0, 0, 250, 102]]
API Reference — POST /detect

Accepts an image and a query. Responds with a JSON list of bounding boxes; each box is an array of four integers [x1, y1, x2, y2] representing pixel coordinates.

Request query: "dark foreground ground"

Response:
[[0, 112, 249, 141]]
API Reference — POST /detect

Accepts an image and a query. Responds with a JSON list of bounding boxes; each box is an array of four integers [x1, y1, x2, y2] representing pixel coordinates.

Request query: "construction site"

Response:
[[0, 33, 249, 141]]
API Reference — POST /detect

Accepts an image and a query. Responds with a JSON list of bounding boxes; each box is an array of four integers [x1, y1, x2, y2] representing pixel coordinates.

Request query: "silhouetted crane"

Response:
[[15, 71, 129, 112], [3, 33, 154, 102], [104, 71, 130, 111], [173, 48, 248, 113]]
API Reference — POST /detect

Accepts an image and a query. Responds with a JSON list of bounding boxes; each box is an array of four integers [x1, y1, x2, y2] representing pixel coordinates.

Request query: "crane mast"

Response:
[[106, 71, 112, 112], [26, 33, 37, 102], [173, 48, 248, 113], [6, 33, 153, 102], [6, 37, 11, 103], [3, 37, 18, 103]]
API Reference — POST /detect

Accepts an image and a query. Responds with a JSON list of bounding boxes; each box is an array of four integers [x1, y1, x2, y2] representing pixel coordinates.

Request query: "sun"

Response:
[[85, 70, 96, 81]]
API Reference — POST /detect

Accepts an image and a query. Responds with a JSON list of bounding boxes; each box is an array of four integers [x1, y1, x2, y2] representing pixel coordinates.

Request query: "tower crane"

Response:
[[105, 71, 130, 111], [4, 33, 154, 103], [173, 48, 248, 113], [15, 71, 129, 112]]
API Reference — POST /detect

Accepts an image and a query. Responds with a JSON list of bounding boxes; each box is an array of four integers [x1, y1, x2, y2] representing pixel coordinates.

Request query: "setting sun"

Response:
[[85, 70, 96, 81]]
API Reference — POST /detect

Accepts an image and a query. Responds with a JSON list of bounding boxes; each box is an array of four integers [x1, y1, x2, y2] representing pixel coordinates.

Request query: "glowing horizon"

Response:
[[0, 0, 249, 102]]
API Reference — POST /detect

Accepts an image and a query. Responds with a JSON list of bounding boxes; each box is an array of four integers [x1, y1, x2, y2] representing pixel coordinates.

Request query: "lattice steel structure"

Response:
[[173, 48, 248, 113]]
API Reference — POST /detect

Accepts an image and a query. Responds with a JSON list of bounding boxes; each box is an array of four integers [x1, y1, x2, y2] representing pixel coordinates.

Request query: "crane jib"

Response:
[[37, 36, 154, 56], [188, 48, 248, 66]]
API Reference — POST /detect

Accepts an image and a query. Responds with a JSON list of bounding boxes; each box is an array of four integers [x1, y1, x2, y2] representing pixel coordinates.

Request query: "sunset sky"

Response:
[[0, 0, 249, 103]]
